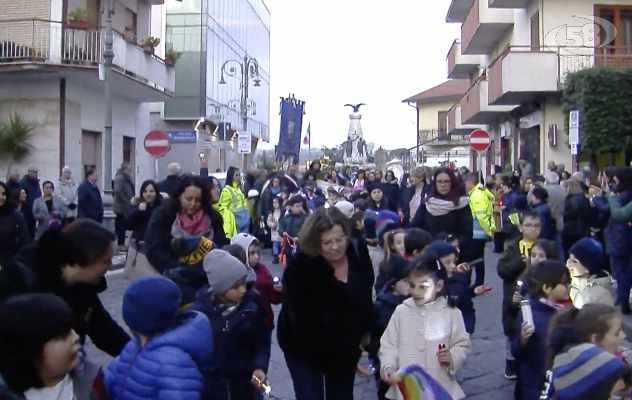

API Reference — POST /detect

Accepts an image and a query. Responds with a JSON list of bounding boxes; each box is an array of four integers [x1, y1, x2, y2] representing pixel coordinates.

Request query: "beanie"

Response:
[[513, 194, 528, 211], [426, 241, 458, 259], [334, 201, 355, 218], [203, 249, 249, 295], [569, 237, 605, 277], [364, 211, 379, 241], [123, 276, 181, 336], [386, 254, 411, 285], [376, 210, 401, 247], [553, 343, 630, 400]]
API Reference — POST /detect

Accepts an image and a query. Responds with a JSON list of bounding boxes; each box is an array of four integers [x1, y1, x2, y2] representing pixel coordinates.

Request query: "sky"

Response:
[[260, 0, 461, 151]]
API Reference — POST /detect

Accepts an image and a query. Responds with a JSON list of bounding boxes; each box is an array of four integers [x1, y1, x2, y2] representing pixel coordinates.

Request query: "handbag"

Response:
[[123, 240, 160, 281]]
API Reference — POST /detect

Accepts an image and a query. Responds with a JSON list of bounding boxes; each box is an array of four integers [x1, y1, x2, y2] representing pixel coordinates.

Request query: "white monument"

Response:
[[343, 103, 368, 164]]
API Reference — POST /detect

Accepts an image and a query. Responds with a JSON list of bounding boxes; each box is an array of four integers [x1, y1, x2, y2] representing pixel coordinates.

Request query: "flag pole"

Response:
[[308, 123, 311, 161]]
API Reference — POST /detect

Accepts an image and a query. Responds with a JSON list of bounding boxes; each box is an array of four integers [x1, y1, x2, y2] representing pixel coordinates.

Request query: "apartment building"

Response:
[[149, 0, 271, 174], [0, 0, 174, 186], [444, 0, 632, 174]]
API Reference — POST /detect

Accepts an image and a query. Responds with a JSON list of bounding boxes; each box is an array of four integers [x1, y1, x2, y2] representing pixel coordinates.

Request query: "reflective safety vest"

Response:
[[220, 184, 248, 213]]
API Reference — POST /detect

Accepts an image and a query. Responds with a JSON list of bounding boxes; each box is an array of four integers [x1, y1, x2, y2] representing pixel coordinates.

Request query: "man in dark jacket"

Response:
[[157, 162, 182, 198], [6, 170, 21, 194], [19, 166, 41, 238], [113, 162, 135, 251], [78, 168, 104, 223]]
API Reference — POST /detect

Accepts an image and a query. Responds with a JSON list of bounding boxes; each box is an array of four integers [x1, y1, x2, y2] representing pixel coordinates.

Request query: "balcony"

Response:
[[488, 45, 632, 105], [488, 0, 529, 8], [461, 0, 514, 55], [447, 39, 480, 79], [418, 129, 468, 154], [0, 19, 174, 102], [461, 76, 516, 124], [447, 104, 486, 136], [446, 0, 476, 23]]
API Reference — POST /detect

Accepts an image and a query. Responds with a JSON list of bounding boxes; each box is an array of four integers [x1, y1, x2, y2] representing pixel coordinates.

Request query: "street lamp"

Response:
[[102, 0, 115, 228], [219, 55, 260, 169]]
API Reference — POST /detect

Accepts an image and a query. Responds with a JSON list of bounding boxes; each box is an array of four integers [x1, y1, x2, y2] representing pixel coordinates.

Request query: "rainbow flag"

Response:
[[396, 364, 453, 400]]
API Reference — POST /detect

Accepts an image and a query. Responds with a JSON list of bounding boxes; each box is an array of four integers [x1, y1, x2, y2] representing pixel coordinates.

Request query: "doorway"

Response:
[[82, 130, 102, 187], [123, 136, 136, 184]]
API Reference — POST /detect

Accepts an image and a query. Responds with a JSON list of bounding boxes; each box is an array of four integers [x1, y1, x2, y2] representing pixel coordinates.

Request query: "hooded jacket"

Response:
[[469, 186, 495, 239], [104, 312, 212, 400], [570, 275, 614, 309]]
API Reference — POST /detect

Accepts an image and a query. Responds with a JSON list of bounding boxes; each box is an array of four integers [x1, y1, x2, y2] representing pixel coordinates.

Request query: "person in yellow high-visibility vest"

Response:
[[465, 174, 495, 286], [218, 167, 249, 236]]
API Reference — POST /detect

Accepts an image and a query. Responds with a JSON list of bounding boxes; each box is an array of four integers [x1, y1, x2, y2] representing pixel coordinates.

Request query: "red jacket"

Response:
[[252, 262, 283, 329]]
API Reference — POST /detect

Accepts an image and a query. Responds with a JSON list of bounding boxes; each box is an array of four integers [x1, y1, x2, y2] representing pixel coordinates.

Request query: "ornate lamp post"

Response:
[[219, 55, 260, 169]]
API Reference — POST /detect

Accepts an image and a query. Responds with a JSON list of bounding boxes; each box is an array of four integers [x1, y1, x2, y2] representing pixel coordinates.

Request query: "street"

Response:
[[89, 245, 513, 399]]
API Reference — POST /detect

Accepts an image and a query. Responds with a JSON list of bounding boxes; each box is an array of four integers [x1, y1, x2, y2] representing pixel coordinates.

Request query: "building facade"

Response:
[[444, 0, 632, 174], [0, 0, 173, 187], [151, 0, 270, 175]]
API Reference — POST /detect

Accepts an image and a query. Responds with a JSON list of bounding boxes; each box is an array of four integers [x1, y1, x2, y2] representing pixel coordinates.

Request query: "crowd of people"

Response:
[[0, 158, 631, 400]]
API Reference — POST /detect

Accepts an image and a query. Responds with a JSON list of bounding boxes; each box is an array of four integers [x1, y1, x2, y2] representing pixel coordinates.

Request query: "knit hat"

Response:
[[570, 237, 606, 277], [425, 241, 458, 259], [386, 254, 411, 285], [334, 201, 355, 218], [375, 210, 401, 247], [229, 233, 259, 283], [203, 249, 249, 295], [553, 343, 630, 400], [123, 276, 181, 336], [513, 194, 529, 211], [364, 211, 379, 241]]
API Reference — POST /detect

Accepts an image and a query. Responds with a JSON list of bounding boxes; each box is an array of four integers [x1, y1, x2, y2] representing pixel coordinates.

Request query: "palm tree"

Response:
[[0, 114, 34, 180]]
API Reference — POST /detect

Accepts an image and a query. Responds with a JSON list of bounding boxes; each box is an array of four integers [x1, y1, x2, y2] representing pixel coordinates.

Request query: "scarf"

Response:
[[171, 209, 212, 238], [425, 196, 469, 216], [539, 297, 568, 310]]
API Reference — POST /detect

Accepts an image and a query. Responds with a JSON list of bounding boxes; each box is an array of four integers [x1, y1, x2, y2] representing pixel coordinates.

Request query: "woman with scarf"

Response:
[[144, 176, 228, 304], [410, 167, 473, 250], [0, 181, 30, 267], [218, 166, 250, 235]]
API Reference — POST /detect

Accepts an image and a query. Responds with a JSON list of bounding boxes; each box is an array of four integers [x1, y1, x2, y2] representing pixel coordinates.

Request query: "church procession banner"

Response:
[[276, 95, 305, 164]]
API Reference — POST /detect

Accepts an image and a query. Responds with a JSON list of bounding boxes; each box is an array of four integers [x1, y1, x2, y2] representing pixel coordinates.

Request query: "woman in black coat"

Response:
[[0, 181, 30, 267], [411, 167, 473, 249], [125, 179, 163, 242], [277, 207, 375, 400], [144, 175, 228, 304], [381, 170, 401, 212], [399, 166, 430, 226], [562, 179, 591, 256], [0, 219, 130, 357]]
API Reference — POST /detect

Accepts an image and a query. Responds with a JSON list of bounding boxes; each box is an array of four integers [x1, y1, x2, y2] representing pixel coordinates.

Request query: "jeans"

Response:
[[466, 239, 487, 287], [611, 254, 632, 305], [285, 354, 356, 400], [272, 241, 281, 257], [114, 213, 126, 246]]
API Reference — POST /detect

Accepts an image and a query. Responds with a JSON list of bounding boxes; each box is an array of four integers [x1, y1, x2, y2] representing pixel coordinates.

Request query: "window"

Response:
[[437, 111, 448, 134], [594, 6, 632, 68]]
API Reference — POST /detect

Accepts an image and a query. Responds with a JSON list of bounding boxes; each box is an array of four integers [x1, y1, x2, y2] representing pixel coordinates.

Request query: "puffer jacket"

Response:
[[54, 177, 79, 218], [570, 274, 614, 309], [104, 312, 212, 400]]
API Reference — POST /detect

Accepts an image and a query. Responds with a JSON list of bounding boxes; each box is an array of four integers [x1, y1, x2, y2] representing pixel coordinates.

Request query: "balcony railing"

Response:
[[447, 40, 458, 77], [461, 74, 484, 123], [461, 0, 480, 53], [0, 19, 173, 94], [487, 45, 632, 103], [418, 130, 452, 144]]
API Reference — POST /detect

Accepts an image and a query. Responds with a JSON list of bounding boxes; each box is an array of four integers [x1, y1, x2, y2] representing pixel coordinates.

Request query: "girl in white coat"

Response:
[[379, 253, 471, 399]]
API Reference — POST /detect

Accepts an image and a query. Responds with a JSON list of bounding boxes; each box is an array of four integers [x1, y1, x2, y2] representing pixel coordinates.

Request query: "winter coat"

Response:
[[0, 244, 130, 357], [32, 196, 66, 239], [531, 202, 555, 241], [410, 199, 473, 250], [277, 239, 375, 375], [608, 194, 632, 222], [113, 171, 135, 215], [77, 180, 103, 223], [266, 209, 282, 242], [18, 175, 41, 222], [545, 183, 567, 231], [54, 177, 79, 218], [399, 184, 429, 226], [563, 194, 591, 237], [593, 195, 632, 257], [469, 186, 495, 239], [448, 273, 477, 334], [379, 297, 471, 400], [125, 200, 161, 242], [278, 212, 307, 238], [497, 239, 528, 337], [381, 180, 401, 212], [189, 289, 271, 400], [511, 297, 558, 400], [252, 262, 282, 330], [570, 274, 614, 309], [366, 287, 407, 363], [104, 312, 212, 400], [0, 209, 30, 267], [157, 175, 180, 198]]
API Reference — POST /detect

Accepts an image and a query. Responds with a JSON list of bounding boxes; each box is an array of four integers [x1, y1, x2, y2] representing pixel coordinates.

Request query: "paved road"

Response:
[[89, 245, 513, 399]]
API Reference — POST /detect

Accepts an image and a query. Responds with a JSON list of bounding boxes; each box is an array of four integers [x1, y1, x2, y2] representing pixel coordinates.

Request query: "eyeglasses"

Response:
[[436, 180, 451, 186], [522, 224, 542, 230]]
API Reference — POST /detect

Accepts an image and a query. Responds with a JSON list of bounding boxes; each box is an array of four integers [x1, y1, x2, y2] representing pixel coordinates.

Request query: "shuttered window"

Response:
[[530, 11, 540, 50], [438, 111, 448, 134]]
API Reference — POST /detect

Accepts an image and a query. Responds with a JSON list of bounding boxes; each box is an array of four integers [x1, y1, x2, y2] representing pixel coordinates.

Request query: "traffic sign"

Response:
[[144, 130, 171, 157], [469, 129, 491, 152]]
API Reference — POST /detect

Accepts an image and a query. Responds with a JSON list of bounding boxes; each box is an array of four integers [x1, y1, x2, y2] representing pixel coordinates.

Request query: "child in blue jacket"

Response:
[[105, 276, 213, 400], [190, 249, 271, 400], [511, 260, 571, 400]]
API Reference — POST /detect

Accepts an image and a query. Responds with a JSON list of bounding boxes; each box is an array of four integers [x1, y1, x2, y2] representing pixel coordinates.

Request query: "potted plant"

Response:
[[68, 9, 89, 30], [141, 37, 160, 55], [165, 49, 180, 67]]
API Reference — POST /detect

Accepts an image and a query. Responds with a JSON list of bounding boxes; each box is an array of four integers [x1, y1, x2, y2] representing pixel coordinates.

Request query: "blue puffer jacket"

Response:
[[448, 273, 476, 334], [104, 311, 213, 400], [593, 194, 632, 257]]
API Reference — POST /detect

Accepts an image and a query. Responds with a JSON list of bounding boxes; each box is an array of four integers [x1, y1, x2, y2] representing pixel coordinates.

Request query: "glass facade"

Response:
[[164, 0, 270, 142]]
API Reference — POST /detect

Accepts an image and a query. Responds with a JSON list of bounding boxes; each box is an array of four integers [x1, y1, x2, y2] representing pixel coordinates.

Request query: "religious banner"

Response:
[[276, 95, 305, 164]]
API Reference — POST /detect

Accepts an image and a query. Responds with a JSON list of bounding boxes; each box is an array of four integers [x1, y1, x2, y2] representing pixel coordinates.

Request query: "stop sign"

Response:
[[469, 129, 491, 152], [144, 130, 171, 157]]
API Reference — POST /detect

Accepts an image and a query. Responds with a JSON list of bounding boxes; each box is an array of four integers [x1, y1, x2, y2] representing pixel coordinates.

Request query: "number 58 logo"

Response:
[[544, 15, 617, 55]]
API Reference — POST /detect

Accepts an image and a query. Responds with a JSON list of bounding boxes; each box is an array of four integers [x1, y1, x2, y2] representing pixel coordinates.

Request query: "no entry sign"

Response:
[[469, 129, 491, 152], [144, 130, 171, 157]]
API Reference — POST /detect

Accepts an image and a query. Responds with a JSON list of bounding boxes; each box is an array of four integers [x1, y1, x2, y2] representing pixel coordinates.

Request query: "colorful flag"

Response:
[[303, 123, 310, 145], [396, 365, 453, 400]]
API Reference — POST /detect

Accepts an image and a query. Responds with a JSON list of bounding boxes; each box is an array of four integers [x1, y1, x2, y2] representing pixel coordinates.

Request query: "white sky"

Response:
[[260, 0, 461, 151]]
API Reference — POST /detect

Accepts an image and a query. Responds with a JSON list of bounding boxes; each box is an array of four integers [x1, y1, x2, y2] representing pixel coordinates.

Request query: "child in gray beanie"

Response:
[[189, 249, 271, 400]]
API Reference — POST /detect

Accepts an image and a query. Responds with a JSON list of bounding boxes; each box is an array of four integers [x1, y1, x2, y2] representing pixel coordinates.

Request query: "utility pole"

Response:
[[102, 0, 115, 220]]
